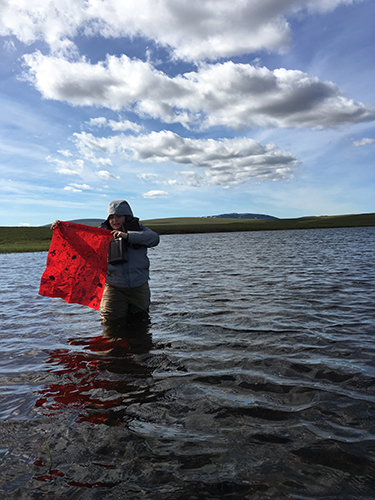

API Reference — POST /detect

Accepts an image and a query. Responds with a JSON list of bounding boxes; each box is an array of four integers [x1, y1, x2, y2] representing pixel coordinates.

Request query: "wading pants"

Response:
[[100, 282, 151, 323]]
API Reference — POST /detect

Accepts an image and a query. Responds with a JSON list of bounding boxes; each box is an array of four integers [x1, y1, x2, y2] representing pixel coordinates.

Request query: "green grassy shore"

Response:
[[1, 213, 374, 254]]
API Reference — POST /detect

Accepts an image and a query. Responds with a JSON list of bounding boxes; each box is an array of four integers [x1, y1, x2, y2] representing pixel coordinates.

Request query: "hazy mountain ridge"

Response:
[[44, 213, 278, 226], [69, 219, 105, 226], [43, 219, 105, 227], [207, 213, 278, 220]]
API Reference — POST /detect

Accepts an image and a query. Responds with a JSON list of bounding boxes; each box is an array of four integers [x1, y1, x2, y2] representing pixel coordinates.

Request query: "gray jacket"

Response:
[[106, 224, 159, 288], [101, 200, 160, 288]]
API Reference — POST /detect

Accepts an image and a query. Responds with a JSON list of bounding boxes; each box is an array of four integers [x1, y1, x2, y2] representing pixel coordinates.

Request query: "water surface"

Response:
[[1, 227, 375, 499]]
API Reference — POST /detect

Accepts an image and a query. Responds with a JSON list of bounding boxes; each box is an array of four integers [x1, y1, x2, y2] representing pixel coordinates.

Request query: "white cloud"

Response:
[[58, 149, 73, 157], [88, 116, 142, 132], [46, 155, 85, 176], [176, 171, 205, 187], [3, 39, 16, 51], [142, 190, 169, 198], [23, 53, 375, 130], [96, 170, 119, 180], [56, 168, 80, 176], [138, 172, 183, 186], [108, 119, 143, 132], [0, 0, 361, 61], [88, 117, 108, 127], [0, 0, 85, 51], [353, 137, 375, 147], [72, 134, 113, 168], [74, 130, 300, 186], [95, 157, 113, 166], [64, 183, 93, 192], [138, 173, 159, 182]]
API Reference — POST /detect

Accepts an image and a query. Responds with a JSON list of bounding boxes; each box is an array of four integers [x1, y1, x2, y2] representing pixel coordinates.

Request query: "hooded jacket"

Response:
[[100, 200, 160, 288]]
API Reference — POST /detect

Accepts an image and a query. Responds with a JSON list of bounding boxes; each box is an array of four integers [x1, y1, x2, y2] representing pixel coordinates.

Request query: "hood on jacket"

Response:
[[100, 200, 136, 229], [107, 200, 134, 218]]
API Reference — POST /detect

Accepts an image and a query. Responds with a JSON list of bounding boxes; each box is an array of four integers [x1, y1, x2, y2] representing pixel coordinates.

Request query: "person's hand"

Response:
[[111, 230, 128, 239], [51, 220, 60, 230]]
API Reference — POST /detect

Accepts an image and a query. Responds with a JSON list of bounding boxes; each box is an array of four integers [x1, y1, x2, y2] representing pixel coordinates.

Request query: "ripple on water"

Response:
[[0, 228, 375, 498]]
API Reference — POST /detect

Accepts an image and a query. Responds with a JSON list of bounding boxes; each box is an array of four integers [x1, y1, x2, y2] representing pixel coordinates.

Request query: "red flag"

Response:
[[39, 222, 113, 310]]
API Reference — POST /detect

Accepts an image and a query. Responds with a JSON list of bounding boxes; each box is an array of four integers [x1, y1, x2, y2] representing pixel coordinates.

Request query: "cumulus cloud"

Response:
[[57, 149, 73, 157], [46, 155, 84, 176], [353, 137, 375, 147], [73, 130, 300, 186], [88, 117, 107, 127], [142, 190, 169, 198], [63, 183, 93, 192], [96, 170, 119, 180], [88, 116, 142, 132], [107, 119, 143, 132], [71, 133, 113, 168], [95, 157, 112, 166], [0, 0, 360, 61], [175, 171, 206, 188], [138, 173, 179, 186], [23, 53, 375, 130], [138, 173, 159, 182]]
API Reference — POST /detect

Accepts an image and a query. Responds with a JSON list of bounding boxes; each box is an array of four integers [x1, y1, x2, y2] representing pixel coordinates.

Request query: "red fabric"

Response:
[[39, 222, 113, 310]]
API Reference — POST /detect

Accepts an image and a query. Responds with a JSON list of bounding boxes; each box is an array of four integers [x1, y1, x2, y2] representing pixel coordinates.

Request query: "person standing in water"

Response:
[[52, 199, 159, 324], [99, 200, 160, 323]]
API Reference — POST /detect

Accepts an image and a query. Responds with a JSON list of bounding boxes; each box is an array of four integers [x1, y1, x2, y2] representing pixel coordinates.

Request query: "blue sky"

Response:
[[0, 0, 374, 226]]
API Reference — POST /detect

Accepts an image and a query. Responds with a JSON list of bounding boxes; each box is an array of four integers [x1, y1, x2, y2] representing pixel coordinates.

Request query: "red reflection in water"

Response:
[[33, 461, 121, 488], [35, 315, 153, 426], [33, 318, 153, 488], [34, 467, 65, 482], [33, 460, 122, 488]]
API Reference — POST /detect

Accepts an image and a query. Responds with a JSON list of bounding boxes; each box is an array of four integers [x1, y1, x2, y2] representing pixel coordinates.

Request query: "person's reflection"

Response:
[[35, 313, 155, 426], [101, 311, 152, 354]]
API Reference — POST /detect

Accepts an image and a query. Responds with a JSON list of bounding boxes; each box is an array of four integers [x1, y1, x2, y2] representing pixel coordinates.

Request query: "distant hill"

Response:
[[43, 219, 104, 227], [207, 213, 278, 220], [45, 214, 278, 226], [69, 219, 105, 226]]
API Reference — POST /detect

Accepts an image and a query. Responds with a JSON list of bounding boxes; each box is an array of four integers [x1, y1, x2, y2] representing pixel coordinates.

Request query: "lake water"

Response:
[[0, 227, 375, 499]]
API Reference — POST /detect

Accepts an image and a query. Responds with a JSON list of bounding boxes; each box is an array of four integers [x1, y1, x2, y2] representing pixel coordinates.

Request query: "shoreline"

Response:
[[1, 212, 374, 254]]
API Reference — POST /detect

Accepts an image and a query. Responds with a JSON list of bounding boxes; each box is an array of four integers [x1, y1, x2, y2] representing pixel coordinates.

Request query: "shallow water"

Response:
[[1, 227, 375, 499]]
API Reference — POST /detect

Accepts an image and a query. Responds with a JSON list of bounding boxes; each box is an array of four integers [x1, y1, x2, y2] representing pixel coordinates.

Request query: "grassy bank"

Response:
[[1, 213, 374, 254], [0, 226, 53, 254], [144, 212, 375, 235]]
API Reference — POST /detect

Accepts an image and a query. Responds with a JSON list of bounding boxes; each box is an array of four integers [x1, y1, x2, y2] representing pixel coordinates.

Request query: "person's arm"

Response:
[[127, 225, 160, 247]]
